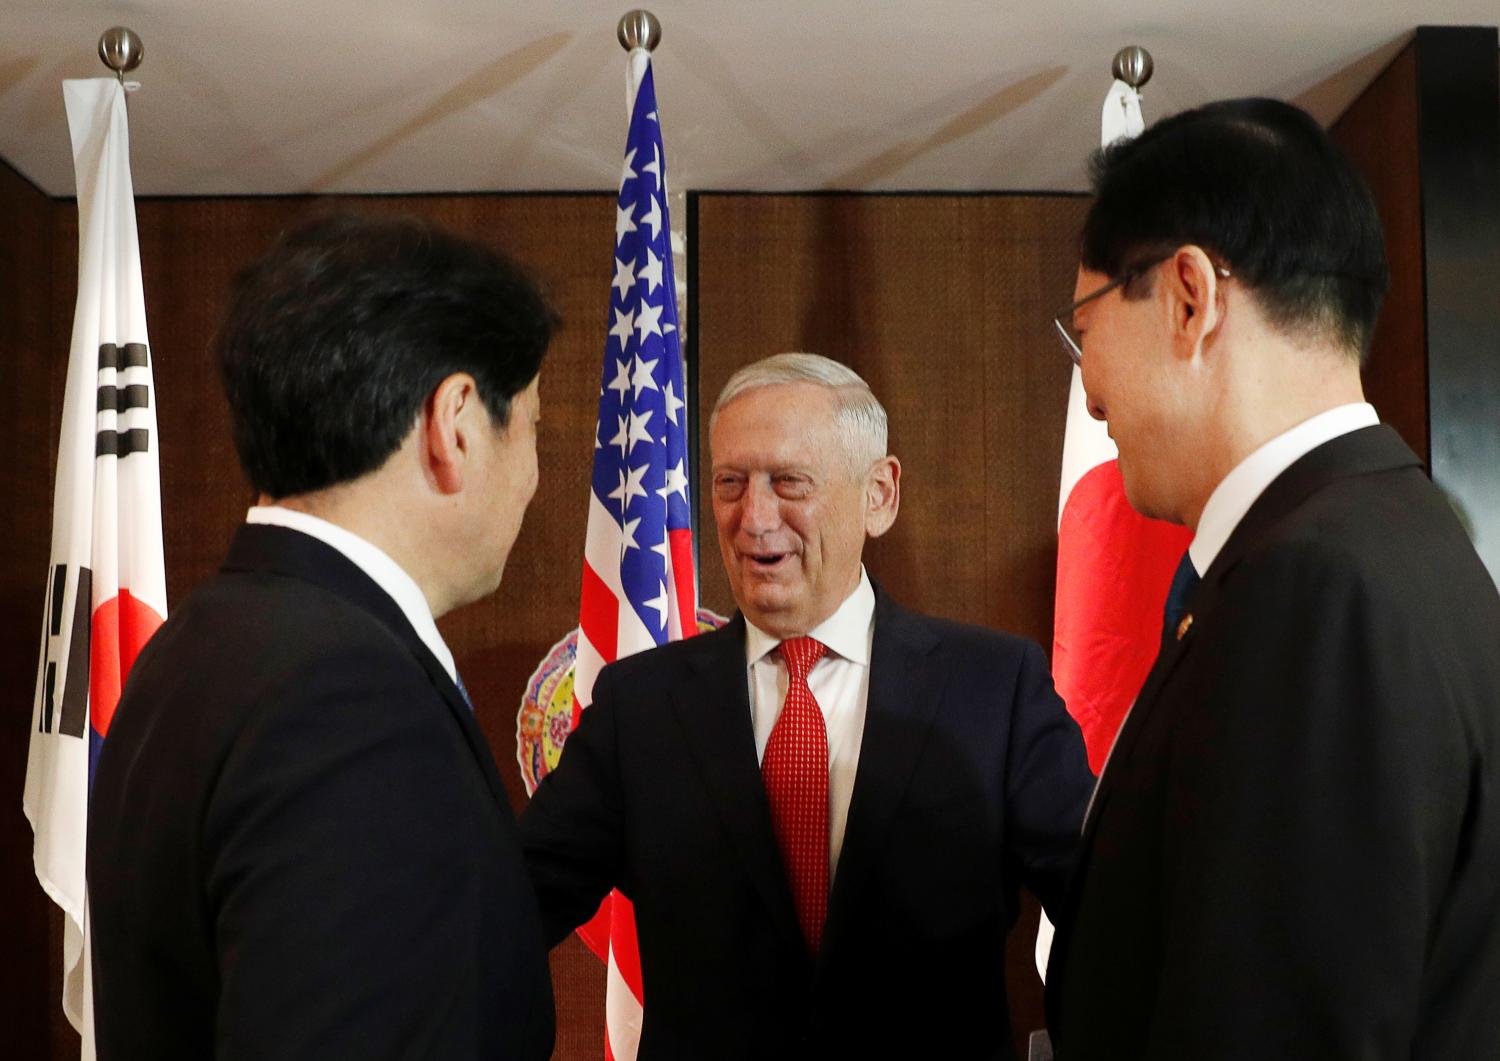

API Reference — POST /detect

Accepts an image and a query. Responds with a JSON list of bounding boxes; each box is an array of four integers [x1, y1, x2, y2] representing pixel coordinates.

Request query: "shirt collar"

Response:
[[246, 505, 458, 683], [1189, 402, 1379, 575], [744, 566, 875, 668]]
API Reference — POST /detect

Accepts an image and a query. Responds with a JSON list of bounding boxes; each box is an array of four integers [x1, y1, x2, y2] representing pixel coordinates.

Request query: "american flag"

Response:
[[571, 55, 696, 1061]]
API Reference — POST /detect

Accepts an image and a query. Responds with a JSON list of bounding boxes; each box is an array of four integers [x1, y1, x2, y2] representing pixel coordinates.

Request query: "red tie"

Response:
[[762, 636, 830, 953]]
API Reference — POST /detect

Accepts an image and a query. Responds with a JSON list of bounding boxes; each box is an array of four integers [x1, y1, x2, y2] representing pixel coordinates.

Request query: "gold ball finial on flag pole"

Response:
[[1111, 46, 1153, 89], [98, 27, 144, 81], [618, 10, 662, 52]]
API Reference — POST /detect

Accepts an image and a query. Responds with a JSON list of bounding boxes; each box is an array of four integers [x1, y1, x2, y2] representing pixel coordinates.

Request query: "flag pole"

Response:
[[1037, 40, 1165, 992], [569, 15, 682, 1060], [30, 27, 155, 1060], [617, 9, 697, 601]]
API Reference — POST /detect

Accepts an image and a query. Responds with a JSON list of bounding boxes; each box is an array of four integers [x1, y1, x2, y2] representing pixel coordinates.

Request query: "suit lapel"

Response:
[[674, 617, 806, 950], [820, 589, 943, 962], [405, 639, 515, 814], [1079, 624, 1196, 844], [221, 523, 512, 813]]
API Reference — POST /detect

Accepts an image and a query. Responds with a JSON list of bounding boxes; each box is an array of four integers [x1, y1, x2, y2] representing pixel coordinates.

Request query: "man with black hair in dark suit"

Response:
[[1046, 97, 1500, 1059], [89, 213, 558, 1060]]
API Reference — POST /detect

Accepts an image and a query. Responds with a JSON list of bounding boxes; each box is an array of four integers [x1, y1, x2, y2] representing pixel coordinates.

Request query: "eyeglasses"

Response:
[[1052, 256, 1230, 367]]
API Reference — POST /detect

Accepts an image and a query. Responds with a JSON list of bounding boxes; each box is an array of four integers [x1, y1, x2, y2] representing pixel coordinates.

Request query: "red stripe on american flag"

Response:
[[576, 560, 619, 730], [667, 528, 696, 635], [579, 561, 620, 665], [575, 897, 612, 964], [609, 892, 644, 1001]]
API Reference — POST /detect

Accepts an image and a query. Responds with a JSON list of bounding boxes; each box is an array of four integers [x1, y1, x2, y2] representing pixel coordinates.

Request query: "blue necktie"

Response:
[[1162, 551, 1200, 639], [455, 672, 475, 713]]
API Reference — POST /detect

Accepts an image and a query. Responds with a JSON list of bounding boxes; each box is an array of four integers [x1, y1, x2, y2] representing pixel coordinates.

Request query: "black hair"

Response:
[[1082, 97, 1389, 360], [217, 211, 558, 498]]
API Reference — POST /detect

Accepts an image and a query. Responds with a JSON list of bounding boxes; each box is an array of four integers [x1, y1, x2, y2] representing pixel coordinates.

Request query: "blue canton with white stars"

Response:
[[591, 62, 691, 642]]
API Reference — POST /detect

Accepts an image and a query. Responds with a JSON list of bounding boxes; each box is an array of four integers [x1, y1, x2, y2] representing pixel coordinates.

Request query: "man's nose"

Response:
[[740, 478, 780, 533]]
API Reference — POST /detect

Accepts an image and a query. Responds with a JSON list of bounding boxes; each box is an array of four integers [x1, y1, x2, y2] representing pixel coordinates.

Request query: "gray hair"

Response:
[[710, 353, 888, 474]]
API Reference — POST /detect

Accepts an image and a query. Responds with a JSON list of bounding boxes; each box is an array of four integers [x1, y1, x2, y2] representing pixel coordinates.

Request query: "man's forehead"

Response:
[[710, 431, 826, 471], [714, 384, 835, 433], [711, 410, 839, 471]]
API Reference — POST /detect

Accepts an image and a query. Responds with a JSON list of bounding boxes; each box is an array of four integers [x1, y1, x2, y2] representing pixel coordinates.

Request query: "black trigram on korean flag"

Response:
[[38, 564, 90, 738], [96, 342, 151, 459]]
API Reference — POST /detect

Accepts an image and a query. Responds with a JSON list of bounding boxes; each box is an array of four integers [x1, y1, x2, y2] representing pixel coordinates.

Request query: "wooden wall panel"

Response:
[[694, 192, 1088, 1057], [1331, 26, 1500, 579], [695, 194, 1087, 645], [0, 159, 64, 1061], [1330, 45, 1429, 464], [1408, 27, 1500, 579]]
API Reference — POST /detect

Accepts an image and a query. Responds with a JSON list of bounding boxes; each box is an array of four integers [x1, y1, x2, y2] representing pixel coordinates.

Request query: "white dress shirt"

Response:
[[1187, 403, 1380, 576], [246, 505, 458, 683], [744, 567, 875, 879]]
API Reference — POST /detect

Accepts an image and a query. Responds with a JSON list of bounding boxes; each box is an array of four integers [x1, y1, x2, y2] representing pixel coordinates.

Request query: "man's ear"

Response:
[[864, 455, 901, 539], [423, 373, 481, 496], [1164, 245, 1225, 361]]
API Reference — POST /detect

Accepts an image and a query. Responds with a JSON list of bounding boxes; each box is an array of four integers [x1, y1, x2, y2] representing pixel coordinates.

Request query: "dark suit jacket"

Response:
[[1047, 426, 1500, 1059], [88, 524, 555, 1061], [521, 585, 1093, 1060]]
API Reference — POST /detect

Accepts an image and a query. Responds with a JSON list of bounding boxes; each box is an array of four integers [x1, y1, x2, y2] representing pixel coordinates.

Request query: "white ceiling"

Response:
[[0, 2, 1494, 198]]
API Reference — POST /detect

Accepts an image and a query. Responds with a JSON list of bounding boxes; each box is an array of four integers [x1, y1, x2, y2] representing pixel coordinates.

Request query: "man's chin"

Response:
[[737, 589, 807, 633], [1119, 475, 1178, 526]]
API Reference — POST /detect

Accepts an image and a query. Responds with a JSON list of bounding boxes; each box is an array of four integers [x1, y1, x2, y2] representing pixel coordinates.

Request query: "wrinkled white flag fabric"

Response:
[[25, 77, 167, 1059]]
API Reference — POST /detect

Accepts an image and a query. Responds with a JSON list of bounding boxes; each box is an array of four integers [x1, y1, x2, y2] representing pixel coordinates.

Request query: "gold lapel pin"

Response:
[[1176, 613, 1194, 641]]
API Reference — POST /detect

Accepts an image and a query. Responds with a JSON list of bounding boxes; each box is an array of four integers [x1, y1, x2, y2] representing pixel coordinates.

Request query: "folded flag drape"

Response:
[[25, 77, 167, 1060]]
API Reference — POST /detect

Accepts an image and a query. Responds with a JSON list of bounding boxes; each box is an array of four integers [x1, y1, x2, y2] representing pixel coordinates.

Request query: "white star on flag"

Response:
[[612, 255, 636, 298], [608, 463, 651, 509], [650, 530, 671, 564], [606, 355, 632, 397], [631, 353, 661, 397], [608, 414, 630, 458], [663, 379, 684, 425], [609, 309, 636, 349], [626, 409, 655, 453], [643, 579, 670, 630], [620, 515, 642, 554], [615, 203, 637, 246], [639, 196, 663, 241], [634, 300, 664, 344], [643, 144, 662, 187], [656, 459, 689, 503], [619, 147, 638, 188], [638, 247, 664, 294]]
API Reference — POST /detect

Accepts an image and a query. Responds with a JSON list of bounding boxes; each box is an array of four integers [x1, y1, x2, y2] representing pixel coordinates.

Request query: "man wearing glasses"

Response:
[[1044, 98, 1500, 1059]]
